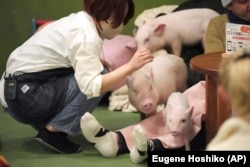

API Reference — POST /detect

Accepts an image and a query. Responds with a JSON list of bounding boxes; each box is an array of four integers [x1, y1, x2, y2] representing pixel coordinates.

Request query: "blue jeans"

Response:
[[48, 74, 105, 135], [4, 73, 106, 136]]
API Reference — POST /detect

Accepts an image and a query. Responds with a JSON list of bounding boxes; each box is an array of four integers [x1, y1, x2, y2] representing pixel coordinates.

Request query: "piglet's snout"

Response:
[[170, 131, 180, 137], [142, 99, 154, 112]]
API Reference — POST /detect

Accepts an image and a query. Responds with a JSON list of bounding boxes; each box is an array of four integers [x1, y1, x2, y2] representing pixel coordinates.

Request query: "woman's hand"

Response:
[[100, 48, 153, 93], [128, 48, 153, 72]]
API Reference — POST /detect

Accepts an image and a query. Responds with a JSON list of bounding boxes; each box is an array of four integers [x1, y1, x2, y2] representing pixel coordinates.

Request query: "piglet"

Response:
[[133, 5, 178, 35], [127, 49, 187, 117], [165, 92, 194, 151], [135, 8, 219, 57]]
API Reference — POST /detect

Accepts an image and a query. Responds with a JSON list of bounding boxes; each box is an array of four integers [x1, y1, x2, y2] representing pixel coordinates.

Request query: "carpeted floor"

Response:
[[0, 104, 146, 167]]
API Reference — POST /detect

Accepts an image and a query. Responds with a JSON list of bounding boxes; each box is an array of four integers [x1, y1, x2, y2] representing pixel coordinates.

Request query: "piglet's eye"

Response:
[[144, 37, 150, 43], [181, 119, 186, 123], [133, 88, 138, 94]]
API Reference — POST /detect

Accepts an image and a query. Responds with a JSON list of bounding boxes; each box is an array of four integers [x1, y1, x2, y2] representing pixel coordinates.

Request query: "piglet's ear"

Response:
[[186, 106, 194, 118], [126, 40, 138, 51], [154, 24, 166, 36], [126, 75, 134, 88], [166, 104, 173, 112]]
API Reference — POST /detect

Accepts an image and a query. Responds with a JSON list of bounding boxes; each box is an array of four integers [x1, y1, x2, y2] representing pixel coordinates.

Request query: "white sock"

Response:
[[80, 112, 118, 157], [130, 125, 148, 164]]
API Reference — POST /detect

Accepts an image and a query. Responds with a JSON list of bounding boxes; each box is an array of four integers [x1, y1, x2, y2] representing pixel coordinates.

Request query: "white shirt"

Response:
[[0, 11, 104, 107]]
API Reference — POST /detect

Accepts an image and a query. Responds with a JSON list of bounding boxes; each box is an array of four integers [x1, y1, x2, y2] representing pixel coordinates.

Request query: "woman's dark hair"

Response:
[[83, 0, 134, 28]]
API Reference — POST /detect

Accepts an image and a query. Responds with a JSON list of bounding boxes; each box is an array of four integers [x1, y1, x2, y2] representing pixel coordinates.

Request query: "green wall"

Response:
[[0, 0, 185, 74]]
